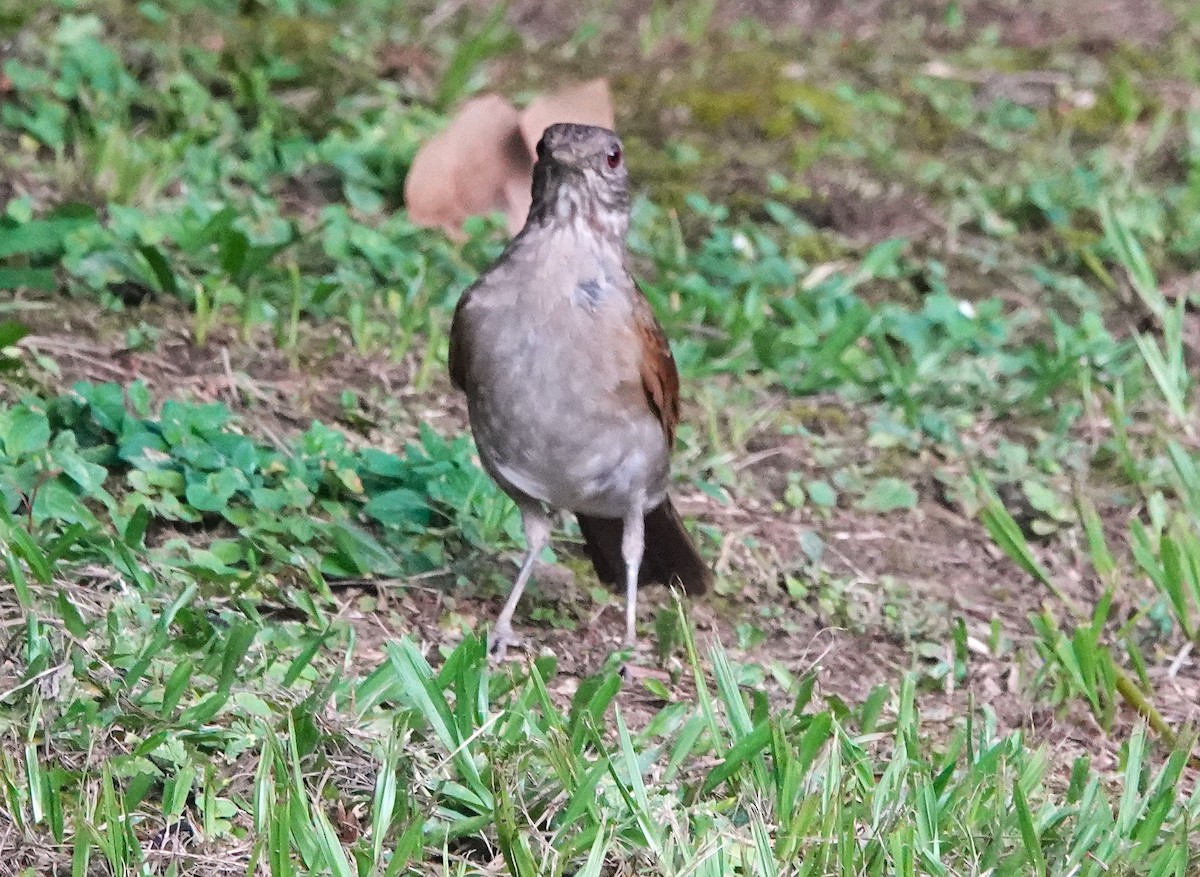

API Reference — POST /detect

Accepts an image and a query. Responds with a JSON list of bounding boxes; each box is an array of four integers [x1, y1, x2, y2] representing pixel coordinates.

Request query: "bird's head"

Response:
[[528, 123, 630, 240]]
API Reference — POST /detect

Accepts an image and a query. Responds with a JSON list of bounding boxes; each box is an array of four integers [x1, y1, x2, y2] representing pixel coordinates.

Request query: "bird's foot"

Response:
[[615, 639, 639, 681], [487, 625, 523, 663], [619, 662, 670, 685]]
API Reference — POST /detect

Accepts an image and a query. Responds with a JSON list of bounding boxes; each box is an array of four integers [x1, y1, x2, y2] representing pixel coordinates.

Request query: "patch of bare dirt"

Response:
[[795, 172, 940, 247], [0, 156, 65, 214], [10, 297, 452, 448]]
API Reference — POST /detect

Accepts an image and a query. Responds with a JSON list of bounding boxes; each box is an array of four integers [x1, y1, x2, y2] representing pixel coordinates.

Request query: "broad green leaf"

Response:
[[1, 406, 50, 458], [362, 488, 430, 527]]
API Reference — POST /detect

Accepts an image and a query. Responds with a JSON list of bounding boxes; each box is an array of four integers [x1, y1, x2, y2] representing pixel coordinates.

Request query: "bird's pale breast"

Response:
[[461, 229, 670, 517]]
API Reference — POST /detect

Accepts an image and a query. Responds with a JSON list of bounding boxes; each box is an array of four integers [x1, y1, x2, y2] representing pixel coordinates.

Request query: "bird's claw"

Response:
[[487, 626, 522, 663]]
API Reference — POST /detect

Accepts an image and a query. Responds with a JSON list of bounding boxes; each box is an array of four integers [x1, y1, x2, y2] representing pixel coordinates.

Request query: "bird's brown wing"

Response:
[[447, 285, 475, 392], [631, 280, 680, 447], [582, 281, 712, 594]]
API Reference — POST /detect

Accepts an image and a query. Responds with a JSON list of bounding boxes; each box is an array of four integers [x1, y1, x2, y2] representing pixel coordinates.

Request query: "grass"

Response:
[[3, 0, 1200, 873]]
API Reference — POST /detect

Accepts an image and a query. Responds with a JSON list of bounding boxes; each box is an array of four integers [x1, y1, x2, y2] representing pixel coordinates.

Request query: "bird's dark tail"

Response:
[[576, 498, 712, 596]]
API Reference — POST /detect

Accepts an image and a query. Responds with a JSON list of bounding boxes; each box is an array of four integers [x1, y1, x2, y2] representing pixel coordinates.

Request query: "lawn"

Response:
[[1, 0, 1199, 874]]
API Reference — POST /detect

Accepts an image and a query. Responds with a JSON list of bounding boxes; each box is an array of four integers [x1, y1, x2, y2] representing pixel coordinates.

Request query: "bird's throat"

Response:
[[529, 169, 628, 244]]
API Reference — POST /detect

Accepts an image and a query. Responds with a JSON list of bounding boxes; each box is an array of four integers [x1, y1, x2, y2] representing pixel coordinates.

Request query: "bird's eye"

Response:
[[606, 146, 621, 169], [536, 140, 546, 161]]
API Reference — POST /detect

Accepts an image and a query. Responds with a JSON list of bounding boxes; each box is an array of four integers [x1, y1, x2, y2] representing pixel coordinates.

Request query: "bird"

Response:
[[447, 122, 712, 661]]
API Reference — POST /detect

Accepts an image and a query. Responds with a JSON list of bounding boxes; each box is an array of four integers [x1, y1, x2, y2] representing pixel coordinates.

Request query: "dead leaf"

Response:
[[517, 78, 614, 160], [404, 79, 615, 238], [332, 799, 363, 844], [403, 94, 531, 239]]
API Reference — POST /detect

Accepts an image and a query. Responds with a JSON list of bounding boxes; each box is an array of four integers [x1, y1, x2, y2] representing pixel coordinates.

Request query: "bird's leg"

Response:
[[621, 495, 646, 651], [490, 503, 551, 662]]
